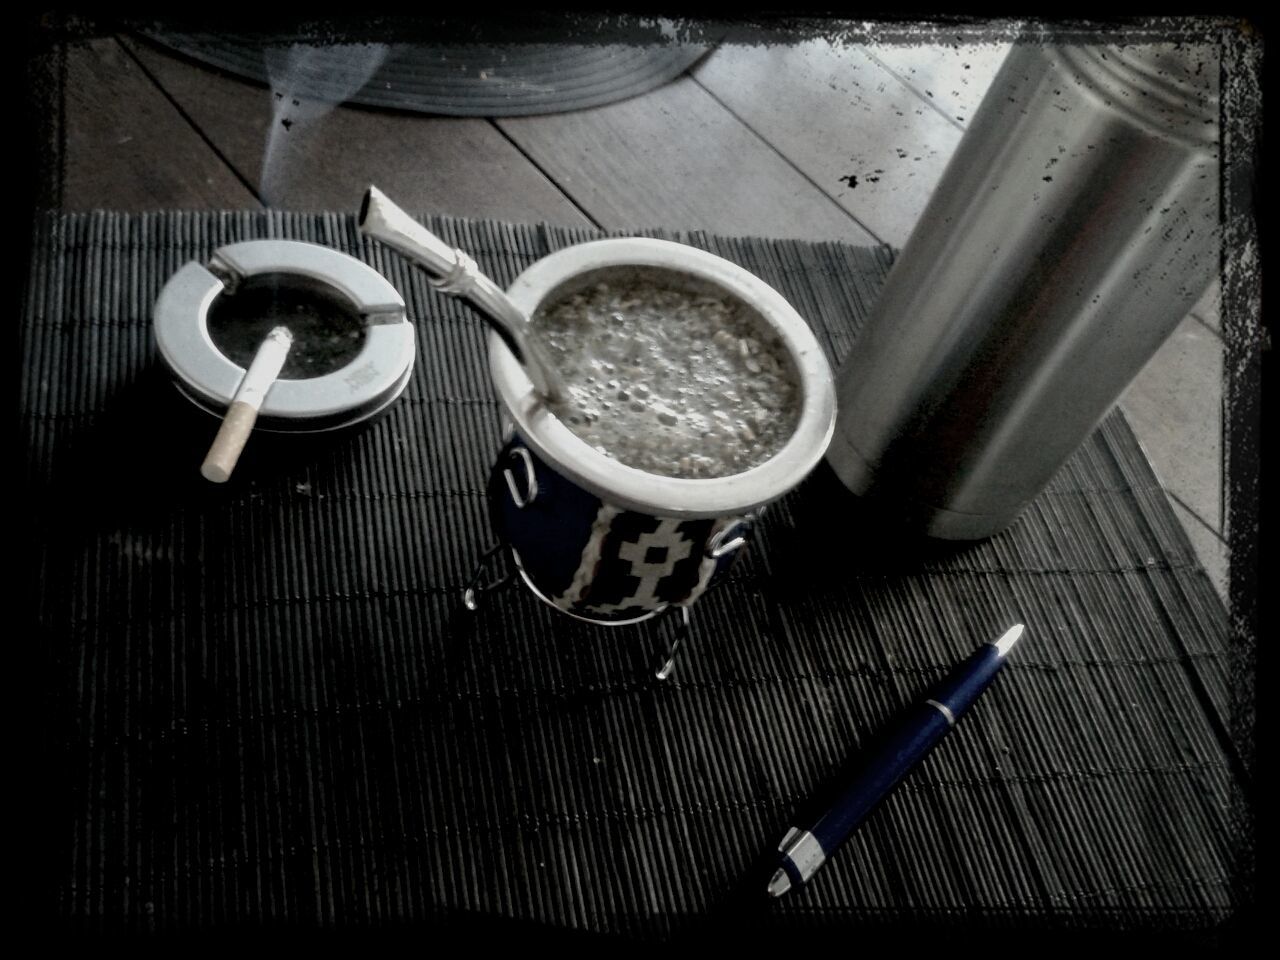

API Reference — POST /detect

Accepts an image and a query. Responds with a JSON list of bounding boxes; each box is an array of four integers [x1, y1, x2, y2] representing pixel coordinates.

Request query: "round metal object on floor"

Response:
[[139, 31, 713, 117]]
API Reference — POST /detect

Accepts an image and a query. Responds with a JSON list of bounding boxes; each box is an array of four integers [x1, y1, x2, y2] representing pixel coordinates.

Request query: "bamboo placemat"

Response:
[[21, 212, 1240, 941]]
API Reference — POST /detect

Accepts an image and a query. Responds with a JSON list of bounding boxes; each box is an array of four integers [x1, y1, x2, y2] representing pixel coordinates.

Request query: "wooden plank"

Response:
[[123, 36, 593, 227], [863, 40, 1012, 129], [1171, 500, 1228, 605], [61, 38, 258, 210], [24, 46, 64, 210], [1120, 315, 1224, 534], [495, 74, 876, 242], [692, 40, 964, 247], [1191, 278, 1221, 334]]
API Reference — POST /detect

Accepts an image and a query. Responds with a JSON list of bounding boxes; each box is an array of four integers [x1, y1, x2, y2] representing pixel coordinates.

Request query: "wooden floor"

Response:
[[49, 34, 1228, 600]]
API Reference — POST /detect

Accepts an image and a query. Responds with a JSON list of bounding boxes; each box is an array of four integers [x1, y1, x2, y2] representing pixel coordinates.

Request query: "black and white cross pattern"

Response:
[[560, 511, 725, 619]]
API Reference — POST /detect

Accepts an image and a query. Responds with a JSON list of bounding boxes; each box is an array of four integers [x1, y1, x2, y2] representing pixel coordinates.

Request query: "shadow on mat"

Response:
[[759, 461, 977, 593], [32, 366, 366, 542]]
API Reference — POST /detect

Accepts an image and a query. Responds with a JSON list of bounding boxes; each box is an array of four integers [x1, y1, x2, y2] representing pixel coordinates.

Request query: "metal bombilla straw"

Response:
[[358, 186, 564, 403]]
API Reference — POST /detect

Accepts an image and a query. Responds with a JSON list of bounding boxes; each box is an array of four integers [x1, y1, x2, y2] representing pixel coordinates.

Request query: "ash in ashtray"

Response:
[[206, 273, 366, 380]]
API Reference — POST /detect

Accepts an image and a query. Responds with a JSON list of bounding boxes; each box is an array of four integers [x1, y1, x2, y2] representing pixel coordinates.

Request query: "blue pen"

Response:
[[768, 624, 1024, 897]]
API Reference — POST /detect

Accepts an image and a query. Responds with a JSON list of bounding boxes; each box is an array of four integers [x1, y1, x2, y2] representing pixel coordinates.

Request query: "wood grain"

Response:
[[1170, 500, 1228, 604], [1191, 278, 1221, 334], [61, 38, 259, 210], [495, 74, 876, 242], [123, 36, 593, 227], [864, 40, 1012, 130], [1120, 314, 1225, 533], [692, 40, 964, 247]]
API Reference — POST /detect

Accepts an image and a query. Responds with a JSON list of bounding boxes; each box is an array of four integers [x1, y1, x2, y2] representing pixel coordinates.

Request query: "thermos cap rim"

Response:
[[1056, 43, 1219, 151]]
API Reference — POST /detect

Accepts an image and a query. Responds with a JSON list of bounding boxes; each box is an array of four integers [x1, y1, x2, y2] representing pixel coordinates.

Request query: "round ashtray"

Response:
[[153, 240, 415, 432]]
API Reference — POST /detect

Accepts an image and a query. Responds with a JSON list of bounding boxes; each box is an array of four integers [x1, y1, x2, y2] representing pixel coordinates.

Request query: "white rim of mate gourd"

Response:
[[489, 237, 836, 518]]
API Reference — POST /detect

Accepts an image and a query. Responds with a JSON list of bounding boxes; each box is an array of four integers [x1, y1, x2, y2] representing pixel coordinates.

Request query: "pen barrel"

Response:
[[926, 643, 1004, 717], [810, 702, 952, 849], [809, 645, 1006, 853]]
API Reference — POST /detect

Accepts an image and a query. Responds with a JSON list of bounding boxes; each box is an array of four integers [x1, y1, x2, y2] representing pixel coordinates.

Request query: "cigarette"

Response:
[[201, 325, 294, 483]]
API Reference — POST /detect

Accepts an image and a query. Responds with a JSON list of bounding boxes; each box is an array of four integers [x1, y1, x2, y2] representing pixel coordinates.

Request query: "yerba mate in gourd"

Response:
[[534, 271, 801, 479]]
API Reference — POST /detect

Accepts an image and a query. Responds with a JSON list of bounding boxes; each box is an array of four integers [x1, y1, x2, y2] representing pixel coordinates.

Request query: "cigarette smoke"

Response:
[[259, 43, 394, 206]]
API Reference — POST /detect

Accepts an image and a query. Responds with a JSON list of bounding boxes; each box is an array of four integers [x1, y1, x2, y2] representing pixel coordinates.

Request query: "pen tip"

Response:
[[994, 624, 1024, 656], [767, 869, 792, 898]]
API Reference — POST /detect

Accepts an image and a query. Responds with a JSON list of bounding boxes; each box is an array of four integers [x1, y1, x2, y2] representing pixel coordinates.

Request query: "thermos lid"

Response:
[[153, 240, 415, 432], [1057, 43, 1219, 151]]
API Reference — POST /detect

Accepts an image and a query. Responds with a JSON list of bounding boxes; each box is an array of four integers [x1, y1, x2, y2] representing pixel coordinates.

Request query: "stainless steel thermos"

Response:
[[825, 41, 1219, 539]]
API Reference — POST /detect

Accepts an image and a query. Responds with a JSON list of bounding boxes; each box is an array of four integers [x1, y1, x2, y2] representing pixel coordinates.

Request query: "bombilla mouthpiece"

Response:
[[358, 185, 564, 403]]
